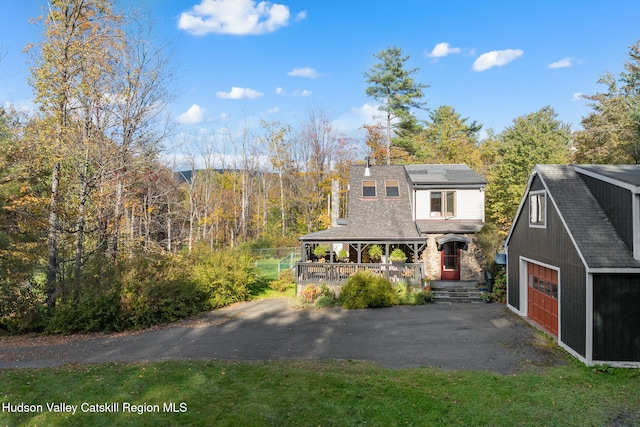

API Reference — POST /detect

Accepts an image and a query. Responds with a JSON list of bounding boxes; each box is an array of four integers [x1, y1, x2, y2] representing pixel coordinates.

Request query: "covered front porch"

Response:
[[296, 240, 427, 288]]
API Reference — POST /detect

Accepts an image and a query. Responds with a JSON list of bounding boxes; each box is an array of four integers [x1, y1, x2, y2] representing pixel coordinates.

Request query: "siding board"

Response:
[[580, 174, 633, 253], [593, 274, 640, 362], [414, 189, 483, 221], [507, 175, 586, 356]]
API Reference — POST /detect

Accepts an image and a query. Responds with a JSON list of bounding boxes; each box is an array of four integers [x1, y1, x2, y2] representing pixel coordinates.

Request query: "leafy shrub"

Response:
[[481, 291, 494, 303], [338, 271, 397, 309], [315, 296, 335, 308], [319, 284, 336, 299], [300, 284, 322, 303], [270, 269, 294, 293], [118, 254, 206, 330], [188, 249, 257, 309], [393, 282, 434, 306], [0, 279, 48, 334], [411, 291, 434, 305], [394, 281, 411, 304], [491, 270, 506, 303]]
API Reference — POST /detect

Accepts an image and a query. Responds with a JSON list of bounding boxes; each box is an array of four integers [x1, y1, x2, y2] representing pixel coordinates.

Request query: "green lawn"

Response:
[[255, 258, 281, 281], [252, 258, 296, 299], [1, 360, 639, 426]]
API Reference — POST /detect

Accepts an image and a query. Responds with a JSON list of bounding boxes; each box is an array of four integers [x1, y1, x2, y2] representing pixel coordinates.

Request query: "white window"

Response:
[[430, 191, 456, 217], [530, 191, 546, 227]]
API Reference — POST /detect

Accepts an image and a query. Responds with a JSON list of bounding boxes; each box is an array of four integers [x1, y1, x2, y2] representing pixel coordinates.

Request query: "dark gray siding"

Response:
[[507, 175, 587, 356], [593, 274, 640, 362], [580, 174, 633, 253]]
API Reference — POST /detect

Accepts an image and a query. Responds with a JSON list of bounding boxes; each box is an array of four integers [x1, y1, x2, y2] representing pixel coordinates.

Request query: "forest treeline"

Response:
[[0, 0, 638, 334]]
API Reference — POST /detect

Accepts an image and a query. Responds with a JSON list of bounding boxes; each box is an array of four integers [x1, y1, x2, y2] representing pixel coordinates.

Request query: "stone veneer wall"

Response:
[[421, 234, 485, 282]]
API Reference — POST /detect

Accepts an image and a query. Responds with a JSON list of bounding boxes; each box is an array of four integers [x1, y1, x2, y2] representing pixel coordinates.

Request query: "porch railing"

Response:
[[296, 262, 424, 287]]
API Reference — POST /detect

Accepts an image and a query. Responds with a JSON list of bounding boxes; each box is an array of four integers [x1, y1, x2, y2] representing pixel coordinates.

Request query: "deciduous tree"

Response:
[[573, 39, 640, 163], [486, 107, 571, 229]]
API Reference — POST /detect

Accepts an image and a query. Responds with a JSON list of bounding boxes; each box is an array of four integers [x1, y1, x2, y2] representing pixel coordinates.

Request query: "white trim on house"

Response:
[[585, 272, 593, 366], [574, 166, 640, 262], [534, 167, 591, 270], [634, 194, 640, 260], [519, 256, 561, 337], [591, 360, 640, 368], [528, 190, 547, 229], [588, 267, 640, 273], [573, 166, 640, 194], [505, 171, 536, 248]]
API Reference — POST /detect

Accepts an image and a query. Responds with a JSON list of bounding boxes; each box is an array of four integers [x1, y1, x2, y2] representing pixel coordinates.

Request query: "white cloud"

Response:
[[291, 89, 312, 97], [275, 87, 285, 95], [295, 10, 307, 22], [288, 67, 320, 78], [178, 0, 291, 36], [472, 49, 523, 72], [333, 103, 381, 134], [177, 104, 206, 124], [572, 92, 585, 101], [216, 86, 264, 99], [548, 57, 573, 69], [426, 42, 461, 58], [265, 106, 280, 114]]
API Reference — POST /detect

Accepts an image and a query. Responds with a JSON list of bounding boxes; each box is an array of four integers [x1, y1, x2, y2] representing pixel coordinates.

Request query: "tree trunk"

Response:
[[111, 178, 123, 261], [278, 172, 286, 237], [46, 161, 61, 307]]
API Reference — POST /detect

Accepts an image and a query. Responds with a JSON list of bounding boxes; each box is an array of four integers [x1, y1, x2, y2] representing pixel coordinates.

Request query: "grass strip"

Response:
[[1, 360, 639, 426]]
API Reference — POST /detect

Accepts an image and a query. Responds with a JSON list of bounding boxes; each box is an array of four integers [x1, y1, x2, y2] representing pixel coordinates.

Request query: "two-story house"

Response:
[[505, 164, 640, 367], [296, 163, 486, 290]]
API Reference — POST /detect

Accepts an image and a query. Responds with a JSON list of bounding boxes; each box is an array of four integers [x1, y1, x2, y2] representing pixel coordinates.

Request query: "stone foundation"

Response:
[[422, 233, 484, 282]]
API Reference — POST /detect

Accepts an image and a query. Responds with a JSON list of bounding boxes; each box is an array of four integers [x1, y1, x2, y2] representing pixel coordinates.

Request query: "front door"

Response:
[[441, 242, 461, 280]]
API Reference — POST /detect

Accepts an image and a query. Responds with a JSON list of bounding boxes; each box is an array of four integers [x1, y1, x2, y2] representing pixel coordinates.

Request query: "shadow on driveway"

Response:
[[0, 299, 566, 374]]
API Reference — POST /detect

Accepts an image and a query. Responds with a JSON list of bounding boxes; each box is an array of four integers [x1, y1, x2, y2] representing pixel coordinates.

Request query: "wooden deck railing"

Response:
[[296, 262, 424, 286]]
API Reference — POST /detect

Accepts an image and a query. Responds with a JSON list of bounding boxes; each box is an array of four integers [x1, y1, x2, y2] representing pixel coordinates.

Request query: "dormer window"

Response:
[[529, 191, 546, 227], [362, 180, 377, 197], [385, 180, 400, 197]]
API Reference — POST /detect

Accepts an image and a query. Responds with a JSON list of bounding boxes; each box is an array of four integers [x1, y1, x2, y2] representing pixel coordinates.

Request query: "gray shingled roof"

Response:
[[404, 164, 486, 187], [416, 220, 484, 234], [300, 165, 422, 242], [536, 164, 640, 269], [574, 164, 640, 190]]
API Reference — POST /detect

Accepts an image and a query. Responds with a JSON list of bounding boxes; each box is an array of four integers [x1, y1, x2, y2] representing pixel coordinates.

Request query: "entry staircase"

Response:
[[430, 281, 483, 303]]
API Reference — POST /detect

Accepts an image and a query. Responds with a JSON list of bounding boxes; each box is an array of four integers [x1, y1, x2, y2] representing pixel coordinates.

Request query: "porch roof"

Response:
[[416, 220, 484, 234]]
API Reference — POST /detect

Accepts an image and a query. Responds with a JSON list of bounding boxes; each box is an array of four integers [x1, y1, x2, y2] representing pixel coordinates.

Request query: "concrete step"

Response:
[[429, 281, 484, 303]]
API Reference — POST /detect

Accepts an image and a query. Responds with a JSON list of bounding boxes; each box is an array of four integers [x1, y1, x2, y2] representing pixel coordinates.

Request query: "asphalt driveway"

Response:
[[0, 299, 566, 373]]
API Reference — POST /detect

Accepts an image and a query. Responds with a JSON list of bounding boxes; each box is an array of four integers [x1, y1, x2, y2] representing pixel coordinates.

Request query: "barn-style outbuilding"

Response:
[[506, 164, 640, 367]]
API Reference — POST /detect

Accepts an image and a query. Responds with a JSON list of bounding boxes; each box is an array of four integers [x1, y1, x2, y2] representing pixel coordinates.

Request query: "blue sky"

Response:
[[2, 0, 640, 160]]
